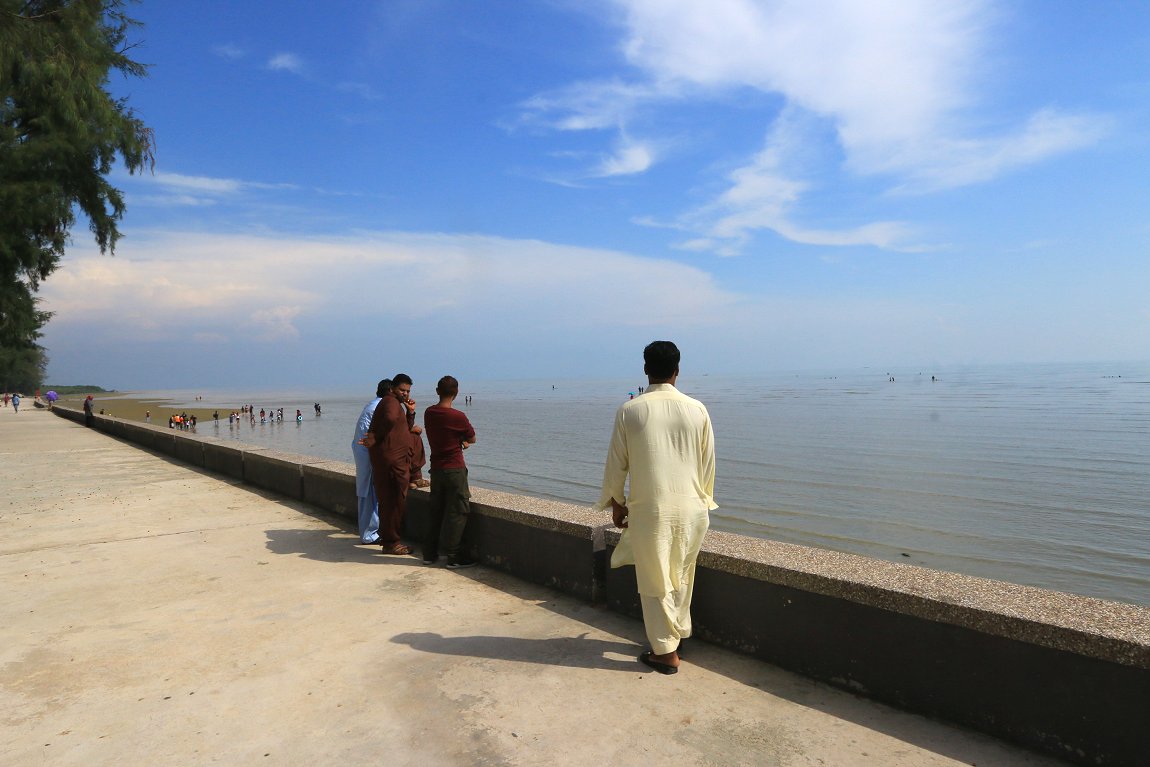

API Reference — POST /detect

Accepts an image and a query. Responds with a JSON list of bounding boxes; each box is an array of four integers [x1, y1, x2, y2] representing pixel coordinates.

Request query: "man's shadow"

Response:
[[264, 527, 423, 566], [391, 631, 640, 672]]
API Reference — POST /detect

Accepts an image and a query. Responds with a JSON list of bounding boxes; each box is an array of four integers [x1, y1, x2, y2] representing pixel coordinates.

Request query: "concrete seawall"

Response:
[[54, 406, 1150, 766]]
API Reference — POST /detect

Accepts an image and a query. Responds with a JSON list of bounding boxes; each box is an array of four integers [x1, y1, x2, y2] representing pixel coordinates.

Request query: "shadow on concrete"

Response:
[[263, 527, 426, 567], [446, 565, 1056, 766], [391, 631, 640, 672]]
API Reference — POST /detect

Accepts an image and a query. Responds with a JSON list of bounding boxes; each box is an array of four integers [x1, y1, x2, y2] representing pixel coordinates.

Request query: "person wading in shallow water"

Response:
[[595, 341, 717, 675]]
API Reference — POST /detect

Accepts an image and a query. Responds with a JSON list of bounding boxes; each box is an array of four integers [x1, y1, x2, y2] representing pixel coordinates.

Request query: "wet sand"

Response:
[[57, 394, 221, 424]]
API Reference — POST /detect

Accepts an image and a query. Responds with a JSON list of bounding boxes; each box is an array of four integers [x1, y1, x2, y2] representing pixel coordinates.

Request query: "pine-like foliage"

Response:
[[0, 0, 154, 388]]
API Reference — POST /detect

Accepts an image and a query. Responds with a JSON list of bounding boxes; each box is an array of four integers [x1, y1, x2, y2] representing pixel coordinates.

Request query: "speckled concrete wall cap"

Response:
[[642, 527, 1149, 669]]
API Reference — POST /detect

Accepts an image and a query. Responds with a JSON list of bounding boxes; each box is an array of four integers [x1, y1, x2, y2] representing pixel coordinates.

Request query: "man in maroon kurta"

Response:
[[366, 374, 416, 554], [421, 375, 477, 567]]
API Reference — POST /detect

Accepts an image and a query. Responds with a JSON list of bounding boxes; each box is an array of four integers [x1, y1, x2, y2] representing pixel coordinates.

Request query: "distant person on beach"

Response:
[[422, 375, 478, 568], [83, 395, 94, 427], [314, 402, 322, 416], [11, 393, 19, 412], [3, 392, 8, 407], [352, 379, 389, 546], [363, 374, 417, 555], [595, 341, 717, 675]]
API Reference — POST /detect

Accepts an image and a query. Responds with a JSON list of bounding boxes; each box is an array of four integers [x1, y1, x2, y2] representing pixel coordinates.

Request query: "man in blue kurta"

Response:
[[351, 379, 390, 545], [596, 341, 717, 675]]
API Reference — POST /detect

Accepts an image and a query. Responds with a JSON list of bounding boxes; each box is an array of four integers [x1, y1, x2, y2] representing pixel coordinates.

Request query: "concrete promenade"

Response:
[[1, 408, 1066, 766]]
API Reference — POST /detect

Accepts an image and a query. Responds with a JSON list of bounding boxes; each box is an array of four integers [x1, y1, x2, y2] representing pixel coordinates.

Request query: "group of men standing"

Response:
[[352, 374, 478, 568], [350, 341, 716, 675]]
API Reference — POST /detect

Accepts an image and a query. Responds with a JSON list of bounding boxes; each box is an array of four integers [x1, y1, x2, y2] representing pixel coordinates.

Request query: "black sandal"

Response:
[[639, 651, 678, 675]]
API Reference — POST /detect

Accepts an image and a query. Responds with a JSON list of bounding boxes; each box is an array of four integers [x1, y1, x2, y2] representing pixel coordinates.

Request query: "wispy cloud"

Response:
[[267, 52, 305, 74], [683, 107, 912, 252], [521, 0, 1110, 253], [152, 172, 245, 194], [519, 79, 666, 132], [125, 171, 300, 207], [888, 109, 1114, 192], [212, 43, 245, 60], [592, 135, 656, 177]]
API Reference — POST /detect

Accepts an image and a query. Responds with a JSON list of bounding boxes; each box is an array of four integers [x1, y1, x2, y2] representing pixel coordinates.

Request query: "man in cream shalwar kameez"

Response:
[[595, 341, 717, 674]]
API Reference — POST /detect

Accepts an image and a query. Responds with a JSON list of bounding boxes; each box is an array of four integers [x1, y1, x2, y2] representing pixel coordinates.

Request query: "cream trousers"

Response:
[[639, 572, 696, 655]]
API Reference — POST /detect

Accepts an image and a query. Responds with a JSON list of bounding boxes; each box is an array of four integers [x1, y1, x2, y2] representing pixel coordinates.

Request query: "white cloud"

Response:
[[592, 136, 655, 177], [152, 172, 244, 194], [524, 0, 1110, 252], [890, 109, 1114, 192], [39, 231, 738, 345], [519, 79, 665, 132], [125, 171, 300, 207], [40, 231, 1145, 384], [267, 52, 305, 74]]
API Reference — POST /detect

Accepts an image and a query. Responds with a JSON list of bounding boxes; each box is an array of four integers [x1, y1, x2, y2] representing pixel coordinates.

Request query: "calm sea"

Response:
[[118, 362, 1150, 607]]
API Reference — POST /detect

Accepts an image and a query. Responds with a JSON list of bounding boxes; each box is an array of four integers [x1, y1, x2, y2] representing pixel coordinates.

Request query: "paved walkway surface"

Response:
[[1, 408, 1067, 766]]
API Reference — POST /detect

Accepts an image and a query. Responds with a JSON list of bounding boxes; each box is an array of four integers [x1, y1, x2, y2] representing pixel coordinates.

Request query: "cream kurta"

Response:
[[595, 383, 717, 598]]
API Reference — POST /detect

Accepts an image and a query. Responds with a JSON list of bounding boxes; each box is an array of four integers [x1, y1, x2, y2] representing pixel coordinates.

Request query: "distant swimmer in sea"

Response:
[[296, 409, 303, 423], [314, 402, 322, 416]]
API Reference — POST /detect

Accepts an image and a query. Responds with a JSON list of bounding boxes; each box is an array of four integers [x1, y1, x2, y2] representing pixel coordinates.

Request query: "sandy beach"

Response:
[[55, 394, 221, 425]]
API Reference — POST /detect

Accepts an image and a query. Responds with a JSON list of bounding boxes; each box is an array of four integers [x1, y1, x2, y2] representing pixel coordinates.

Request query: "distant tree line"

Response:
[[0, 1, 153, 392], [42, 384, 112, 394]]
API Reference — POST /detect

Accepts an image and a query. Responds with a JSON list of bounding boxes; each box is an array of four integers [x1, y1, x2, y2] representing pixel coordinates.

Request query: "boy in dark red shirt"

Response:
[[422, 376, 478, 568]]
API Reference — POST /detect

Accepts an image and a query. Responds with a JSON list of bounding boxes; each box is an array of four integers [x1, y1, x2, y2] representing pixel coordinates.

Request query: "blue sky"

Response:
[[39, 0, 1150, 389]]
